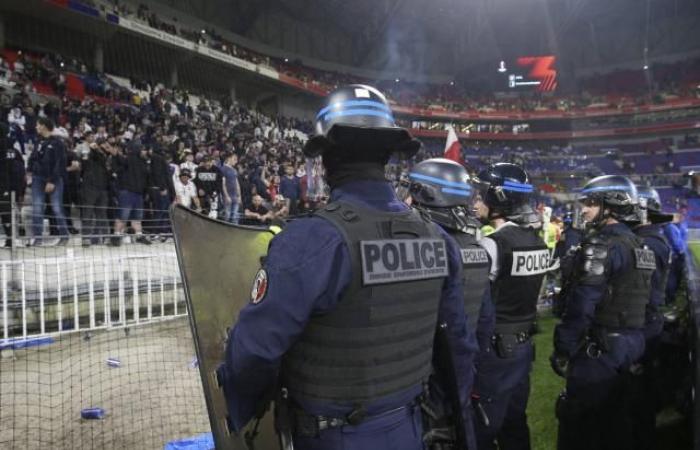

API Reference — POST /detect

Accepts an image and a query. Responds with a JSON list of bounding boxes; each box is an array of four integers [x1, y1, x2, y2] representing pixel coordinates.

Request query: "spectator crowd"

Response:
[[1, 42, 698, 248], [0, 49, 326, 247]]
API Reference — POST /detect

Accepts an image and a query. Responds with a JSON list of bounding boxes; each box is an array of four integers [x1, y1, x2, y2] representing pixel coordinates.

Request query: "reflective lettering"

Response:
[[364, 243, 381, 272], [421, 242, 435, 268], [413, 242, 422, 269], [360, 239, 448, 285], [434, 242, 446, 268], [511, 249, 551, 276], [383, 244, 399, 271]]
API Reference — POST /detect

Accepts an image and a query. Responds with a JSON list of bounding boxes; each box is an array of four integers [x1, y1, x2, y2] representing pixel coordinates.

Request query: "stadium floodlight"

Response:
[[450, 81, 455, 86], [643, 65, 649, 70], [284, 58, 289, 63], [395, 78, 400, 82]]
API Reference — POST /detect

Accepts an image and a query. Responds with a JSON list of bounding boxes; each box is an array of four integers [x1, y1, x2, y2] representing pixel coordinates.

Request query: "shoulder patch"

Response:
[[360, 239, 449, 285], [250, 269, 268, 304], [460, 248, 489, 266], [510, 248, 551, 277], [634, 248, 657, 270]]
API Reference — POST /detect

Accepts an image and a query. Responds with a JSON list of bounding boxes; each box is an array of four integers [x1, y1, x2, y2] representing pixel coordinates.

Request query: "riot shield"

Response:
[[171, 205, 279, 450]]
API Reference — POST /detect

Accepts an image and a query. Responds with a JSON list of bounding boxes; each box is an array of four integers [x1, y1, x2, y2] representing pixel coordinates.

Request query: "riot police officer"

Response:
[[219, 85, 477, 450], [552, 175, 654, 450], [409, 158, 495, 350], [628, 186, 673, 449], [472, 162, 546, 450], [552, 208, 585, 317], [408, 158, 497, 447]]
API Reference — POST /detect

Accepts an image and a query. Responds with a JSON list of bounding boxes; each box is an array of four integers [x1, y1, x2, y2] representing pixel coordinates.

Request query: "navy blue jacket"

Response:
[[554, 223, 645, 358], [221, 179, 477, 433]]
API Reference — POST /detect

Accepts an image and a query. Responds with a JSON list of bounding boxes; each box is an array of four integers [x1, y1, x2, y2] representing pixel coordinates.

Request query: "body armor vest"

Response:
[[489, 225, 548, 332], [281, 201, 447, 403], [591, 232, 655, 329], [634, 224, 671, 309], [449, 231, 490, 331]]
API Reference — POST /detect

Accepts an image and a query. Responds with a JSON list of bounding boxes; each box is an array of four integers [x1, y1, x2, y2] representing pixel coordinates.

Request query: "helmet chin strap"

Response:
[[588, 205, 610, 229]]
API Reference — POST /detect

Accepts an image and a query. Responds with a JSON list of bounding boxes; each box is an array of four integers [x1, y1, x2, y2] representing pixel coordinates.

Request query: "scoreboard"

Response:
[[499, 56, 558, 93]]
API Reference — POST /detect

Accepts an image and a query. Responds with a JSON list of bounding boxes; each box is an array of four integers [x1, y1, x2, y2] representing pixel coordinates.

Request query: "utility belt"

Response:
[[581, 327, 627, 359], [289, 402, 410, 438], [491, 321, 537, 359]]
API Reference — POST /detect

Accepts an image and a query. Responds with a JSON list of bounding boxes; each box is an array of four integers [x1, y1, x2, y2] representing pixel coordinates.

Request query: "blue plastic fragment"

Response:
[[0, 336, 55, 351], [164, 432, 214, 450], [189, 357, 199, 368], [81, 407, 106, 420]]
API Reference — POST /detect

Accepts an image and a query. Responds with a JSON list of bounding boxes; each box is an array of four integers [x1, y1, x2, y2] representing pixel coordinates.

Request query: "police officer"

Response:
[[219, 85, 477, 450], [408, 158, 497, 447], [628, 186, 673, 450], [472, 162, 546, 450], [552, 175, 654, 450], [552, 208, 585, 317], [408, 158, 495, 352], [0, 122, 26, 248]]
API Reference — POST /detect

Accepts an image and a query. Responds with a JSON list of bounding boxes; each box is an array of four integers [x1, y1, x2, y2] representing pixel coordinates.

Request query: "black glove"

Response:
[[550, 352, 569, 378]]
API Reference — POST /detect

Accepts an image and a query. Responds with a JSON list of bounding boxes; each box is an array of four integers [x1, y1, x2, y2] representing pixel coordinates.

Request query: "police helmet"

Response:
[[636, 185, 673, 224], [578, 175, 639, 224], [474, 163, 539, 224], [303, 84, 420, 161], [408, 158, 473, 208], [408, 158, 480, 232]]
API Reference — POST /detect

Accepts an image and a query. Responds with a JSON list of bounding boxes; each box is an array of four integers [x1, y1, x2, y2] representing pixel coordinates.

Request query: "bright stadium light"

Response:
[[395, 78, 400, 83], [643, 65, 649, 70]]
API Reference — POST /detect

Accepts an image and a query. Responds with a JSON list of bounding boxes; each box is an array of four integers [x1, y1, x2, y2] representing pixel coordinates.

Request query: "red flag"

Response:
[[444, 127, 463, 165]]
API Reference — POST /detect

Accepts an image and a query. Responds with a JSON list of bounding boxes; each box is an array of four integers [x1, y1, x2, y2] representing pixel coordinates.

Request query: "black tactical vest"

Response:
[[592, 233, 655, 329], [449, 231, 490, 331], [634, 225, 672, 308], [489, 225, 549, 331], [281, 201, 448, 404]]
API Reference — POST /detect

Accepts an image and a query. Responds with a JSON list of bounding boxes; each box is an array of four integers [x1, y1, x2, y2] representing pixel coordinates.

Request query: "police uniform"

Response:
[[475, 222, 547, 450], [407, 158, 495, 352], [554, 222, 653, 450], [552, 225, 584, 317], [220, 86, 477, 450], [408, 157, 496, 449], [219, 180, 477, 450]]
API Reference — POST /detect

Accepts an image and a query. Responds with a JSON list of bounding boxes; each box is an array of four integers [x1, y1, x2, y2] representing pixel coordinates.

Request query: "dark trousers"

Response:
[[557, 332, 645, 450], [1, 193, 11, 244], [474, 339, 533, 450], [81, 187, 109, 240], [148, 188, 171, 234]]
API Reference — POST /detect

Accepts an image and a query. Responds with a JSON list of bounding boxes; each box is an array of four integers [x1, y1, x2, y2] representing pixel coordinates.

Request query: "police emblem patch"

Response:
[[250, 269, 268, 304], [510, 249, 551, 277], [634, 248, 657, 270], [460, 248, 489, 265], [360, 238, 449, 285]]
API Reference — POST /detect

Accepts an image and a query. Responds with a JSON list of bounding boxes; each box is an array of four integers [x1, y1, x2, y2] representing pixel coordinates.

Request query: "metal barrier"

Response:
[[1, 252, 185, 343]]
